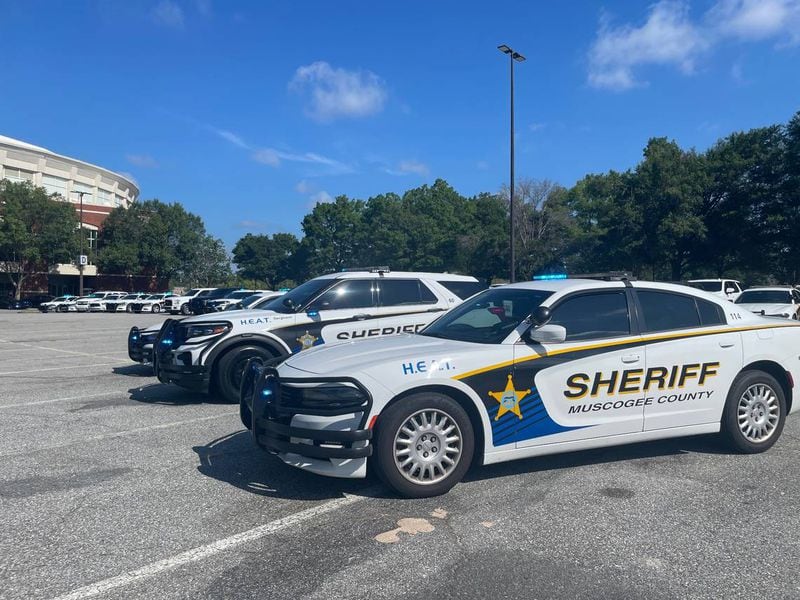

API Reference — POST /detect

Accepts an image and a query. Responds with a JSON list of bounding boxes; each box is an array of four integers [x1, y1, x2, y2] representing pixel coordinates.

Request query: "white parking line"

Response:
[[0, 362, 125, 376], [50, 493, 367, 600], [0, 338, 128, 359]]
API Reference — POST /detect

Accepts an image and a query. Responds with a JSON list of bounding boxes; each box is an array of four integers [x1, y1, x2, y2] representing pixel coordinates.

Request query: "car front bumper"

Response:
[[128, 327, 155, 363], [244, 365, 373, 478]]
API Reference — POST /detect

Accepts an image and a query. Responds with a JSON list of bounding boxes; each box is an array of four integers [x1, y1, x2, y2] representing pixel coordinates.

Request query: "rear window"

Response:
[[378, 280, 437, 306], [688, 281, 722, 292], [638, 291, 701, 332], [438, 280, 486, 300], [697, 299, 726, 326]]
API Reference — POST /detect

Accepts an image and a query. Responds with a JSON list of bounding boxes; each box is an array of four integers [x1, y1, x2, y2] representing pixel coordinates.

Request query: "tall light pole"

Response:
[[498, 44, 525, 283], [71, 190, 89, 296]]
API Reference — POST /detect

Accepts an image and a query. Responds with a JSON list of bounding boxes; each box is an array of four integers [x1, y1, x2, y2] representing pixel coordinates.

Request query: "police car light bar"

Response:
[[572, 272, 636, 282], [340, 266, 391, 274], [532, 273, 568, 280]]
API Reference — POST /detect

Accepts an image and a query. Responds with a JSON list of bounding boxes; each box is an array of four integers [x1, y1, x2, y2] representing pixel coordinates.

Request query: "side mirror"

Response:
[[725, 287, 735, 294], [526, 324, 567, 344], [531, 306, 551, 326], [282, 297, 296, 310]]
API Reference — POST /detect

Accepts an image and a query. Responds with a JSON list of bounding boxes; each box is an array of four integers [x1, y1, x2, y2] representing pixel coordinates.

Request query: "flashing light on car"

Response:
[[533, 273, 568, 280]]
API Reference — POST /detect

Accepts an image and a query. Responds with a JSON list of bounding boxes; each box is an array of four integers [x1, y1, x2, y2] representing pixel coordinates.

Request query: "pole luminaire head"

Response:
[[497, 44, 526, 62]]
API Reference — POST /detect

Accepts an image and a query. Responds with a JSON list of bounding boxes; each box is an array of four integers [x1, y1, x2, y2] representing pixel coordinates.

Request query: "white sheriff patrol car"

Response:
[[243, 278, 800, 498], [151, 270, 484, 404]]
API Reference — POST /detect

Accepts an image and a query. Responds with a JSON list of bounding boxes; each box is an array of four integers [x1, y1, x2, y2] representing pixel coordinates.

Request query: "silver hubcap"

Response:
[[393, 409, 462, 485], [738, 383, 780, 443]]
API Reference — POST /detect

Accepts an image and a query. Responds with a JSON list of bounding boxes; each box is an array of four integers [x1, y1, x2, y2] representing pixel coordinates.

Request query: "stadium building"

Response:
[[0, 135, 140, 296]]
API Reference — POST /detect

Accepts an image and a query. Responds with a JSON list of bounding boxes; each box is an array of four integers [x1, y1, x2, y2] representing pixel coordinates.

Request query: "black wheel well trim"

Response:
[[740, 360, 793, 414], [376, 384, 486, 468], [205, 334, 289, 383]]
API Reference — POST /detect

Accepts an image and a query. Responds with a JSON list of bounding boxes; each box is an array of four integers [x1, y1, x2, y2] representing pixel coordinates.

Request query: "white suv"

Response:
[[150, 270, 484, 403], [687, 279, 742, 301], [164, 288, 216, 315]]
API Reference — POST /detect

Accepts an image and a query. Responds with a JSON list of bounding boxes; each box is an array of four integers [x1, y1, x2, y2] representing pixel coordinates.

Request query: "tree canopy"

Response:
[[0, 181, 79, 299]]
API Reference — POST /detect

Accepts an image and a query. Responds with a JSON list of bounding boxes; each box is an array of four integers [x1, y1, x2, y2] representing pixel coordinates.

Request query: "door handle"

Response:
[[621, 354, 640, 364], [719, 341, 735, 348], [354, 314, 372, 321]]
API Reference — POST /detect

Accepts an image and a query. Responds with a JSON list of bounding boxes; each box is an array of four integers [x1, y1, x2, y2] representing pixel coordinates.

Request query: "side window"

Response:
[[549, 292, 630, 342], [792, 290, 800, 304], [308, 279, 375, 310], [438, 280, 486, 300], [697, 298, 726, 326], [378, 279, 437, 306], [638, 291, 700, 332]]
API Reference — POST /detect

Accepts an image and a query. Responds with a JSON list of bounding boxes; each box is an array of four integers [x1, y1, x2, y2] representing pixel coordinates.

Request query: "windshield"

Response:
[[735, 290, 791, 304], [146, 295, 162, 300], [421, 288, 554, 344], [239, 294, 266, 308], [185, 289, 201, 296], [226, 290, 254, 299], [688, 281, 722, 292], [122, 294, 138, 300], [86, 293, 103, 298], [260, 279, 330, 313]]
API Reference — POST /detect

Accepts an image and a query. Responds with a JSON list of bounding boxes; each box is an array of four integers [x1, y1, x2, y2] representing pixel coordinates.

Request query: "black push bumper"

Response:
[[128, 327, 153, 363], [153, 319, 210, 391], [244, 364, 373, 460]]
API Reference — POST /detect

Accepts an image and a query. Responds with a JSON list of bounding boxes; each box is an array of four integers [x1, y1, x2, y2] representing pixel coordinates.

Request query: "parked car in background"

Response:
[[129, 293, 173, 313], [223, 291, 286, 311], [1, 294, 53, 310], [687, 279, 742, 301], [105, 293, 150, 313], [164, 288, 216, 315], [187, 287, 240, 315], [74, 291, 126, 312], [39, 295, 75, 312], [205, 289, 267, 312], [734, 287, 800, 319], [48, 296, 81, 312]]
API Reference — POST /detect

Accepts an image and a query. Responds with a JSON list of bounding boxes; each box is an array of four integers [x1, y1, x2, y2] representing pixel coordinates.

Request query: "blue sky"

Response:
[[1, 0, 799, 248]]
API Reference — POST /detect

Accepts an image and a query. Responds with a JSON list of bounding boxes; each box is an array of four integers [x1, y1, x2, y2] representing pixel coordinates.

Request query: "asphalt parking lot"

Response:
[[1, 311, 800, 600]]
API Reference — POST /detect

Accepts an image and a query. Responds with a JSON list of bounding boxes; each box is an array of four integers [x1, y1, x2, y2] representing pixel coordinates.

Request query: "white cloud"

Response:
[[152, 0, 184, 28], [125, 154, 159, 168], [289, 61, 387, 121], [295, 180, 315, 194], [252, 148, 280, 167], [587, 0, 800, 91], [310, 190, 333, 205], [709, 0, 800, 42], [383, 159, 430, 177], [529, 122, 547, 132], [588, 1, 707, 91], [214, 128, 249, 149]]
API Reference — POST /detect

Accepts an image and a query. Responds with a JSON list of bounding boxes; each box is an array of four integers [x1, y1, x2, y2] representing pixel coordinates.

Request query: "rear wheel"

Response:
[[373, 393, 474, 498], [180, 303, 191, 315], [722, 370, 786, 453], [125, 304, 133, 313], [152, 304, 161, 313], [216, 345, 276, 404]]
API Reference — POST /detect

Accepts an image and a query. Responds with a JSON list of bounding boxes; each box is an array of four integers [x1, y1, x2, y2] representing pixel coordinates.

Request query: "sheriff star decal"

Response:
[[489, 374, 530, 421], [296, 331, 318, 351]]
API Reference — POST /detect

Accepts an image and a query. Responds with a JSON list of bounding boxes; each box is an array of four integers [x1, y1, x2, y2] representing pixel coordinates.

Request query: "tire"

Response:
[[373, 393, 474, 498], [152, 304, 161, 313], [180, 303, 191, 315], [125, 304, 133, 313], [216, 345, 276, 404], [58, 305, 68, 312], [721, 370, 786, 453]]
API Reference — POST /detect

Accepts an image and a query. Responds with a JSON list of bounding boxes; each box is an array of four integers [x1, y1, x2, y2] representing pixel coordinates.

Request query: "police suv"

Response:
[[243, 278, 800, 498], [150, 270, 484, 404]]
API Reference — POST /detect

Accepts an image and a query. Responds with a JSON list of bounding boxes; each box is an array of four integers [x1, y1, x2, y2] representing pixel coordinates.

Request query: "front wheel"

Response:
[[152, 304, 161, 313], [722, 370, 786, 453], [373, 393, 474, 498], [216, 345, 276, 404]]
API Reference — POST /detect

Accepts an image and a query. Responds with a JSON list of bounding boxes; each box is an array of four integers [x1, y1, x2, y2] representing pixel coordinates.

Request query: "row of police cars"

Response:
[[126, 270, 800, 497], [36, 288, 283, 314]]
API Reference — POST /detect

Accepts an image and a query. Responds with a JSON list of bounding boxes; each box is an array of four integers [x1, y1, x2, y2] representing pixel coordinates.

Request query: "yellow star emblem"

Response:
[[489, 374, 529, 421], [296, 331, 318, 351]]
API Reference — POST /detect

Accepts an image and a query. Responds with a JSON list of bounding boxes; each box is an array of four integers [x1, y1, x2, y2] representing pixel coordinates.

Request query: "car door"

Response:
[[374, 278, 446, 336], [297, 278, 380, 349], [514, 288, 646, 449], [634, 288, 742, 431]]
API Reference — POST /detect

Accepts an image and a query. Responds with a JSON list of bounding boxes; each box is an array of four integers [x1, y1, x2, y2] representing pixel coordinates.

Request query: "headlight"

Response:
[[282, 383, 368, 413], [184, 322, 232, 339]]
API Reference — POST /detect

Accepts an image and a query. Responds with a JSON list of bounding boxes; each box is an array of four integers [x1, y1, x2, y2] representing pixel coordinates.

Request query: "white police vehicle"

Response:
[[734, 287, 800, 319], [151, 269, 483, 404], [164, 288, 216, 315], [243, 278, 800, 498]]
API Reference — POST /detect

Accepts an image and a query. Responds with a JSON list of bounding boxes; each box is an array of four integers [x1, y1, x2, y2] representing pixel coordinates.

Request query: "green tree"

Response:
[[299, 196, 365, 276], [232, 232, 299, 288], [0, 180, 79, 299], [182, 235, 232, 287], [97, 199, 210, 282]]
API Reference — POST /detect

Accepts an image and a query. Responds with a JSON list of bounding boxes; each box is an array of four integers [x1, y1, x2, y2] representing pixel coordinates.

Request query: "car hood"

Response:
[[737, 303, 794, 315], [282, 334, 473, 375]]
